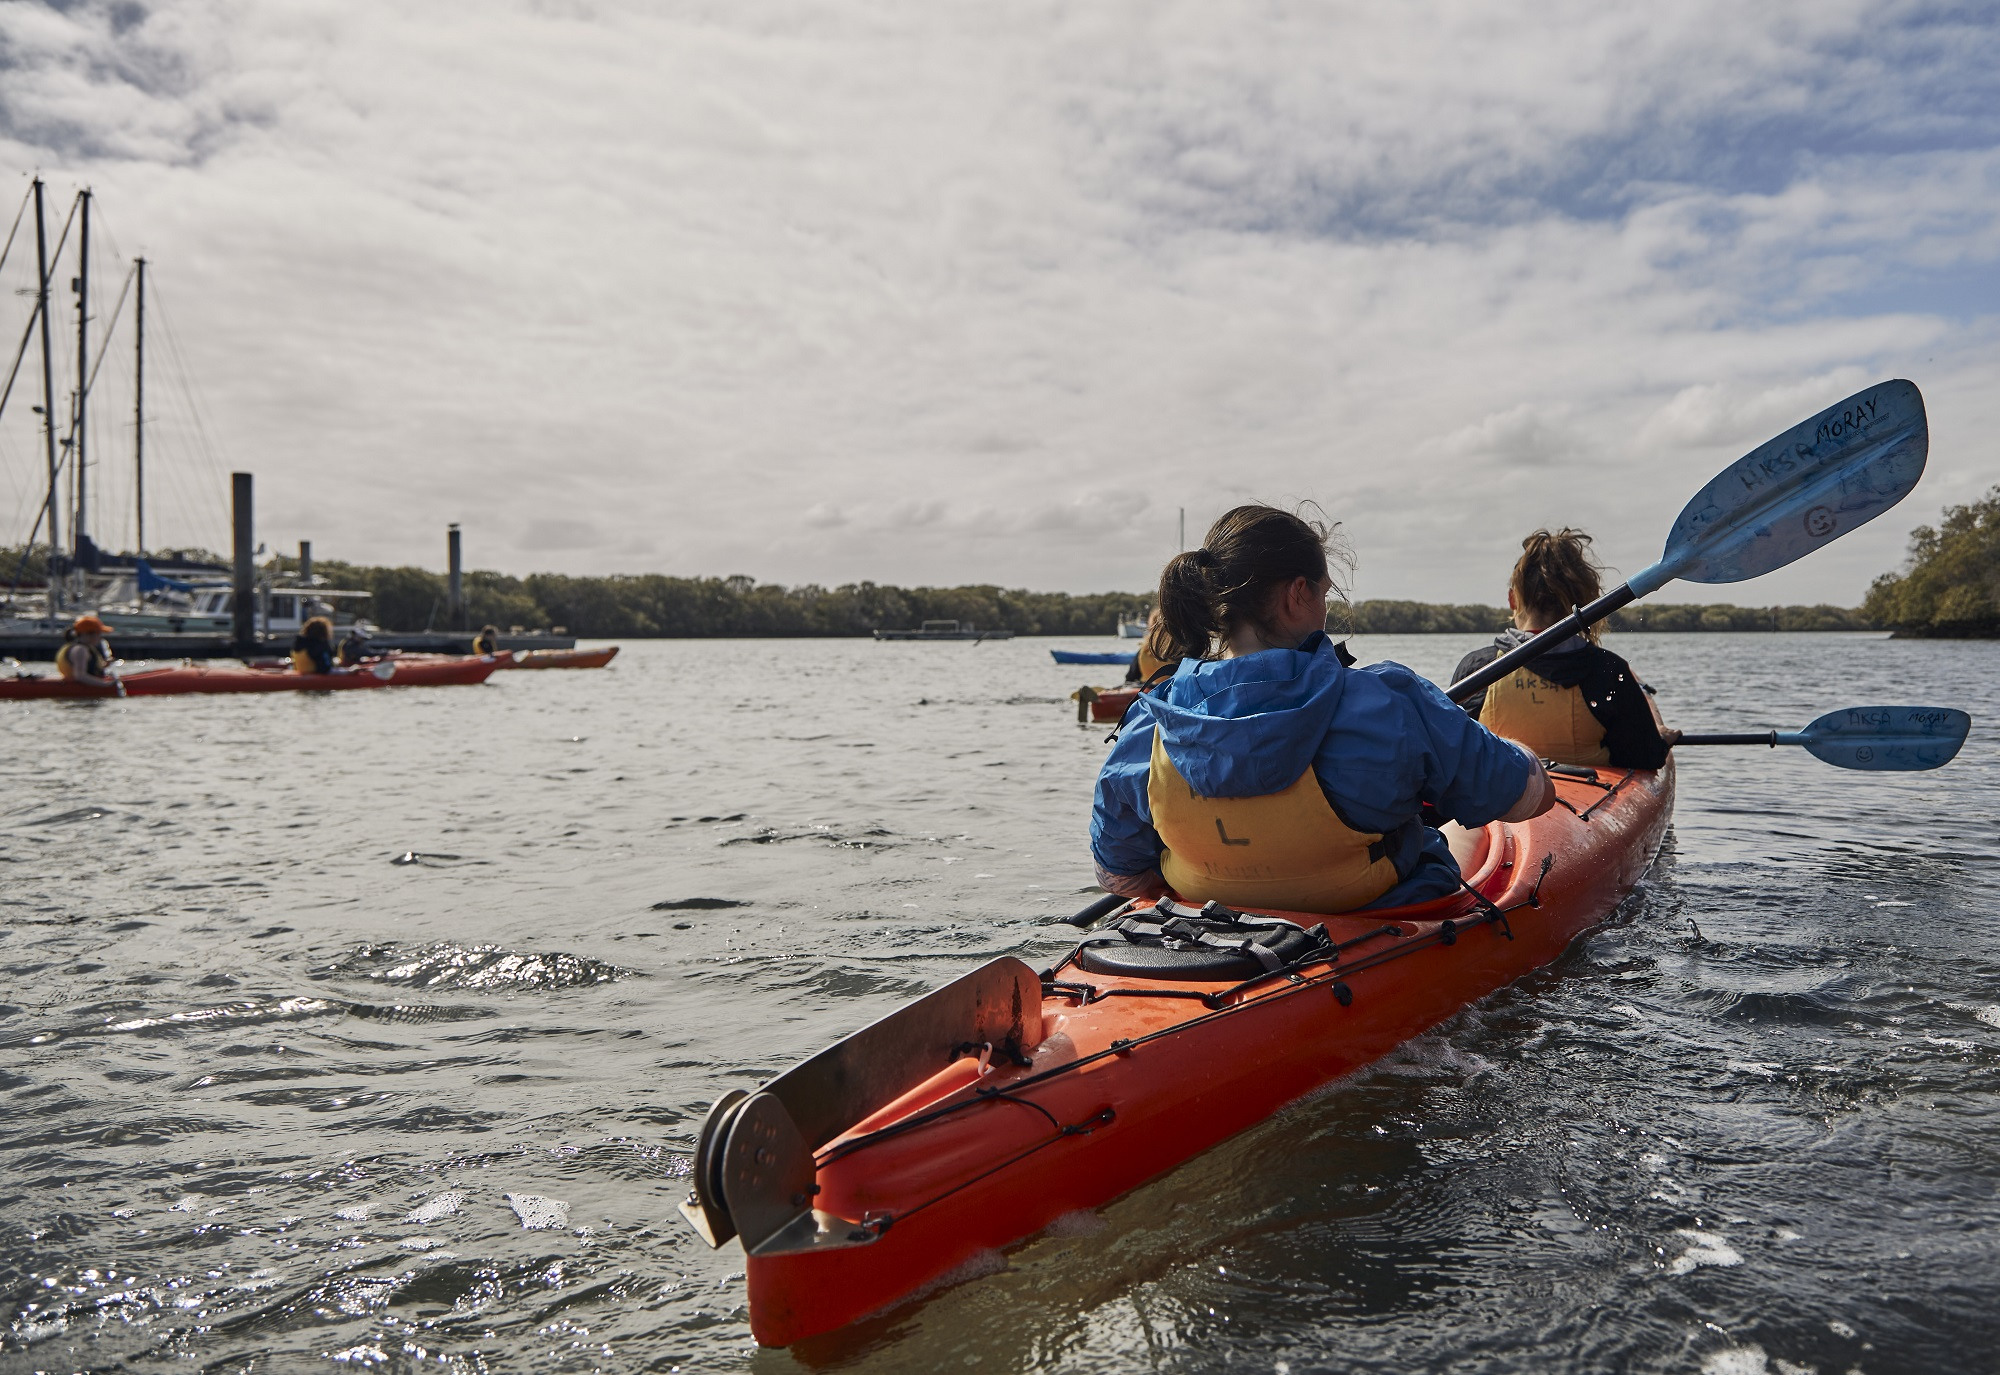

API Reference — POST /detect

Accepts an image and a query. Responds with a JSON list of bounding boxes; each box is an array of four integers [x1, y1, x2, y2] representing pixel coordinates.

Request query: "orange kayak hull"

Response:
[[1084, 686, 1139, 722], [0, 657, 498, 699], [738, 763, 1674, 1346], [502, 646, 618, 669]]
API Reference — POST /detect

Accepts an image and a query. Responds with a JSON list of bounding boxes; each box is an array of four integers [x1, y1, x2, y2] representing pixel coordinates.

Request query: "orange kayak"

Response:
[[1073, 684, 1140, 723], [375, 656, 503, 687], [681, 761, 1675, 1347], [502, 645, 619, 669], [0, 656, 498, 699]]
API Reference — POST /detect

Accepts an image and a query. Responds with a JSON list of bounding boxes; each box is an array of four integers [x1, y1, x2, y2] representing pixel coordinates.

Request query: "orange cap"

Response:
[[71, 614, 110, 635]]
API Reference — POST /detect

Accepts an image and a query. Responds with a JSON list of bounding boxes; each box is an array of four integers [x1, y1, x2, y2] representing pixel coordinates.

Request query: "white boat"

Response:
[[186, 585, 378, 639]]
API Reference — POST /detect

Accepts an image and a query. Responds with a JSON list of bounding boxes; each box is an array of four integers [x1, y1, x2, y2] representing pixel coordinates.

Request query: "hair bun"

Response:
[[1189, 548, 1217, 569]]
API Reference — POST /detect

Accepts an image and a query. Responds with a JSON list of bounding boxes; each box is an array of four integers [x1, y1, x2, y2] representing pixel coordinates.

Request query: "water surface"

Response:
[[2, 633, 1995, 1373]]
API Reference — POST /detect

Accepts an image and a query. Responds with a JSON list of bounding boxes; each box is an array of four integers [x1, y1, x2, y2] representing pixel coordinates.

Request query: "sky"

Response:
[[1, 0, 1997, 604]]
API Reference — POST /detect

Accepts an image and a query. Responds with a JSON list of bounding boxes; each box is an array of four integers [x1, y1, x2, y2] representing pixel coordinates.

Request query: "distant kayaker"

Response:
[[337, 623, 373, 667], [1123, 608, 1175, 686], [56, 614, 117, 687], [290, 616, 336, 675], [471, 624, 500, 657], [1092, 505, 1555, 914], [1452, 528, 1678, 769]]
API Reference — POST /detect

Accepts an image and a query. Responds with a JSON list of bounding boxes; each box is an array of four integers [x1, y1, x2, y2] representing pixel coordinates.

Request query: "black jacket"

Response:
[[291, 633, 334, 675], [1453, 638, 1671, 770]]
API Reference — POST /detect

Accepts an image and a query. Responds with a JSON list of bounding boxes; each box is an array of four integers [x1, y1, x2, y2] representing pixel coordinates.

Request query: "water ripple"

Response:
[[315, 943, 633, 992]]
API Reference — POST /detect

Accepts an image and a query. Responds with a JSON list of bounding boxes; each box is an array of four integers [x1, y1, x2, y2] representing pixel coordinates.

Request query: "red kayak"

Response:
[[503, 646, 618, 669], [680, 761, 1674, 1347], [0, 656, 498, 699], [1073, 684, 1140, 723]]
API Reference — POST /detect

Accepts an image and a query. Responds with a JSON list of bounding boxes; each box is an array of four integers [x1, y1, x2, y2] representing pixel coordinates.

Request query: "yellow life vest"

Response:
[[472, 633, 497, 656], [1480, 667, 1610, 766], [290, 648, 320, 674], [57, 641, 109, 680], [1136, 640, 1167, 682], [1146, 731, 1400, 915]]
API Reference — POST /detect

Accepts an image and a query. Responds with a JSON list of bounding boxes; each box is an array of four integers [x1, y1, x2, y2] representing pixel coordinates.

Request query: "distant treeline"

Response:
[[1340, 600, 1875, 634], [0, 545, 1879, 636], [292, 565, 1878, 636], [301, 561, 1155, 637], [1865, 485, 2000, 638]]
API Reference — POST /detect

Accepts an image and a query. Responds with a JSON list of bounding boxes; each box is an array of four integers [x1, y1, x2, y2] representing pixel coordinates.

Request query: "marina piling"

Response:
[[447, 523, 465, 630], [232, 473, 255, 650]]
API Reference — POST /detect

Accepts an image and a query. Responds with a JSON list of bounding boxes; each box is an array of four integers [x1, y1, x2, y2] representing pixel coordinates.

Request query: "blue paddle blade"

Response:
[[1781, 705, 1970, 771], [1660, 380, 1927, 586]]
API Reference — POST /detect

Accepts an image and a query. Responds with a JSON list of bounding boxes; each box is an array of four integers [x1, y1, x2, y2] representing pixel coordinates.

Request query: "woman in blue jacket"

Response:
[[1091, 505, 1554, 913]]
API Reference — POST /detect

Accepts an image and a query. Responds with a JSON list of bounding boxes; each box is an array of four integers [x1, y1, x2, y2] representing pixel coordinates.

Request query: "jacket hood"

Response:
[[1490, 625, 1597, 688], [1493, 625, 1590, 656], [1144, 634, 1349, 797]]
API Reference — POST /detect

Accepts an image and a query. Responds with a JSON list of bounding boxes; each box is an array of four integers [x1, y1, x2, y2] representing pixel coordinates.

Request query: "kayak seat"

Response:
[[1074, 899, 1327, 982]]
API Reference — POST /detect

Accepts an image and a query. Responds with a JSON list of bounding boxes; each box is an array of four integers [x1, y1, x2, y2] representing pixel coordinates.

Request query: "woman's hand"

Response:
[[1500, 748, 1557, 821]]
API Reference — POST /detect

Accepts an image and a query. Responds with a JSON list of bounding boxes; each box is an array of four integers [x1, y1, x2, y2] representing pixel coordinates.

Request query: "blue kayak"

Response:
[[1051, 650, 1136, 665]]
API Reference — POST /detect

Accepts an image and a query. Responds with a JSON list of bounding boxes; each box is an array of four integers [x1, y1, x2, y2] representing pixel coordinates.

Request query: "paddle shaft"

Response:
[[1676, 732, 1786, 746], [1065, 893, 1130, 928]]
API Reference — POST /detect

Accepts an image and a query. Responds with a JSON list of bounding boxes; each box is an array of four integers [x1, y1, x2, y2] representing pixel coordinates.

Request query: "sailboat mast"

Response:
[[73, 188, 89, 556], [32, 178, 59, 556], [134, 257, 145, 555]]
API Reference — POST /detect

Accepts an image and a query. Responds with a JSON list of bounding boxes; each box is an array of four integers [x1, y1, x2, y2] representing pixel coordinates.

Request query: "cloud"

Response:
[[1647, 370, 1873, 450], [878, 500, 946, 530], [1427, 403, 1584, 468], [0, 0, 1994, 605], [520, 518, 600, 550]]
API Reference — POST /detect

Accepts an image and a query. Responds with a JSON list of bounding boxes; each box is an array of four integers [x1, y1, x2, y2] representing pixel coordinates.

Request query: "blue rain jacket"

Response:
[[1091, 633, 1535, 908]]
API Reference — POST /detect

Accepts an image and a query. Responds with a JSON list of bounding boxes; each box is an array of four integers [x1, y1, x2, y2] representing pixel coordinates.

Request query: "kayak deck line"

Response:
[[681, 763, 1676, 1346], [814, 852, 1557, 1180], [816, 913, 1511, 1172]]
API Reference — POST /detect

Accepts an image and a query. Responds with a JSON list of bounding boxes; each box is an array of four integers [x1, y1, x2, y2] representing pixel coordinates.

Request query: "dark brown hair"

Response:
[[1154, 504, 1346, 661], [302, 615, 334, 642], [1511, 528, 1603, 642]]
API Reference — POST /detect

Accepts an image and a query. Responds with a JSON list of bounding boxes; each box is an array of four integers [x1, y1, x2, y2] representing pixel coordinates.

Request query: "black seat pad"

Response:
[[1075, 920, 1319, 982]]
